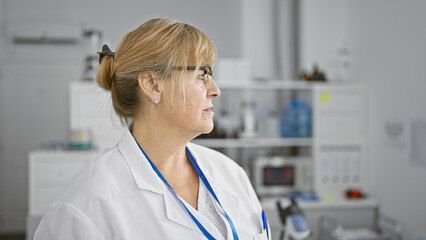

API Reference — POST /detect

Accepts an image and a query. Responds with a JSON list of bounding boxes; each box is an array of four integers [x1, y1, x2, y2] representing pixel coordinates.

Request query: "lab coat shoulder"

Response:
[[34, 147, 136, 240], [57, 147, 134, 208], [34, 201, 105, 240], [188, 142, 245, 185]]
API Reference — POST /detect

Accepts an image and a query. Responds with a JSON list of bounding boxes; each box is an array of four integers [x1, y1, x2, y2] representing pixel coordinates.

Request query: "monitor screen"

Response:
[[263, 166, 294, 186]]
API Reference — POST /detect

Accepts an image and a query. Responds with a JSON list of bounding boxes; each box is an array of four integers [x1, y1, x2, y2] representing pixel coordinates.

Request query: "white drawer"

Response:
[[33, 186, 65, 215], [28, 150, 98, 216], [35, 160, 89, 183]]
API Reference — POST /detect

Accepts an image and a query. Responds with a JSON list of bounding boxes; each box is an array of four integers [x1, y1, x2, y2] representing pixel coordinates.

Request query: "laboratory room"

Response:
[[1, 0, 426, 239]]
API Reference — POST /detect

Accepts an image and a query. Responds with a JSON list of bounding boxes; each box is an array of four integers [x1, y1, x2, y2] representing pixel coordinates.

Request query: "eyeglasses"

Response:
[[171, 66, 213, 82]]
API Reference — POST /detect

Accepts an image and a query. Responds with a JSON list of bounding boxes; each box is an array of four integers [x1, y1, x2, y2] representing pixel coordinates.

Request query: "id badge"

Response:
[[253, 229, 268, 240]]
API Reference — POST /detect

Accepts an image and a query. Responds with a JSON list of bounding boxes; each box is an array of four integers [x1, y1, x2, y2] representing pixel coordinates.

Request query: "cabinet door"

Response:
[[28, 151, 97, 216], [313, 85, 366, 200]]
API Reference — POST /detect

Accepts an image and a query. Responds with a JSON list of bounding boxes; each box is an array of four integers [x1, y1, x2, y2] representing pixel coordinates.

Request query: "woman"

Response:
[[34, 18, 270, 240]]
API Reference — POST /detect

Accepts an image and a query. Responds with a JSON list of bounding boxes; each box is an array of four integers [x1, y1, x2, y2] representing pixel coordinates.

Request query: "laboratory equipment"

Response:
[[240, 101, 257, 138], [266, 111, 281, 138], [318, 213, 402, 240], [277, 198, 311, 240], [337, 40, 352, 81], [253, 156, 312, 196], [68, 128, 93, 150], [261, 196, 379, 240], [82, 29, 102, 81]]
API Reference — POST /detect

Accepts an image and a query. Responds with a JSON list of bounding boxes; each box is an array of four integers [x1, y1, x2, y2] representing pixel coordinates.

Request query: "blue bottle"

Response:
[[282, 100, 298, 138], [297, 100, 312, 138], [282, 100, 312, 138]]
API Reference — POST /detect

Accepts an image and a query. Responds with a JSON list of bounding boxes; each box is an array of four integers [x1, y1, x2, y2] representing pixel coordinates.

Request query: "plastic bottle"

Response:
[[337, 40, 352, 81], [296, 100, 311, 138], [267, 111, 281, 138], [282, 100, 312, 138], [282, 101, 298, 138], [240, 101, 257, 138]]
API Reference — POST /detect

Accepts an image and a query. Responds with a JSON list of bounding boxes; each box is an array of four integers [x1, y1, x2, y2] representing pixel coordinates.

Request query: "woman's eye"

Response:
[[197, 71, 206, 81]]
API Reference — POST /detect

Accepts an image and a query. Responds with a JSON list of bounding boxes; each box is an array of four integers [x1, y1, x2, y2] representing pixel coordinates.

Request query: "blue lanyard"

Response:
[[134, 139, 239, 240], [185, 148, 239, 240]]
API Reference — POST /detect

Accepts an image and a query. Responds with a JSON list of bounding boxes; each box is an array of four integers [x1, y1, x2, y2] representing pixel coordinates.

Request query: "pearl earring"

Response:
[[154, 98, 160, 104]]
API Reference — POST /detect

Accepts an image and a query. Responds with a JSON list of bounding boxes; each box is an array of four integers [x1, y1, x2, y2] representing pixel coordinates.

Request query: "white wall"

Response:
[[241, 0, 275, 80], [4, 0, 242, 58], [276, 0, 299, 80], [299, 0, 348, 80], [0, 0, 6, 229], [0, 0, 243, 232], [241, 0, 298, 80], [300, 1, 426, 239]]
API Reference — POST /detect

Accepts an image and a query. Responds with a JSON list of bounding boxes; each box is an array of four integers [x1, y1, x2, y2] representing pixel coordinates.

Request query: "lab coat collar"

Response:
[[118, 128, 163, 194], [162, 184, 202, 233]]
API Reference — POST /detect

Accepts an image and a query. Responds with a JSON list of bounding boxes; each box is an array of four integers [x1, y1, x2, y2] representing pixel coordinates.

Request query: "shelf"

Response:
[[261, 197, 379, 211], [13, 36, 78, 45], [191, 137, 312, 148], [215, 80, 327, 90]]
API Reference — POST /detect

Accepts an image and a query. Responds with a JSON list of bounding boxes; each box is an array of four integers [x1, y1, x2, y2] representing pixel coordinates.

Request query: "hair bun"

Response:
[[96, 53, 115, 92]]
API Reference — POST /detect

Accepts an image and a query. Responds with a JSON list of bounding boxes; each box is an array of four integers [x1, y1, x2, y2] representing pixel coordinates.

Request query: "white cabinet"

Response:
[[26, 150, 98, 240], [312, 84, 366, 201]]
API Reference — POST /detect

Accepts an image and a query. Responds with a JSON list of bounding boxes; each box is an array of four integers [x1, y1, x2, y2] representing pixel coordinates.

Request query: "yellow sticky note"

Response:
[[320, 92, 331, 104], [324, 195, 336, 202]]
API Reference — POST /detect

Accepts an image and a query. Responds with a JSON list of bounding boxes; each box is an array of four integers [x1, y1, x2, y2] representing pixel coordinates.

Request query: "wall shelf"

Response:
[[192, 137, 312, 148], [216, 80, 327, 90]]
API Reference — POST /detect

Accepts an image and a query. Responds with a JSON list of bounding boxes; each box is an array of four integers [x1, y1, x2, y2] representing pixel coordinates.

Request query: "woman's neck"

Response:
[[131, 117, 192, 172], [131, 115, 201, 210]]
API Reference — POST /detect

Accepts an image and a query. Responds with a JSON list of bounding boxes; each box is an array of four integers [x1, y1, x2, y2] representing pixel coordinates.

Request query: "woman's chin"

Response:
[[201, 126, 214, 134]]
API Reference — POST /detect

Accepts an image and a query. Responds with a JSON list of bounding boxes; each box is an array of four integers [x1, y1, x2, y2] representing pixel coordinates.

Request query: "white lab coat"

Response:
[[34, 129, 270, 240]]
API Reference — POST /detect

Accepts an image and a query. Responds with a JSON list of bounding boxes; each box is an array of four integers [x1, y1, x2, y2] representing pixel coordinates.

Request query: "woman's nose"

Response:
[[208, 79, 221, 98]]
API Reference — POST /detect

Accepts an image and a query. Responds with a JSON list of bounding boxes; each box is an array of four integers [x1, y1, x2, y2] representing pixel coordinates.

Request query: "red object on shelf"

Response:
[[345, 189, 364, 199]]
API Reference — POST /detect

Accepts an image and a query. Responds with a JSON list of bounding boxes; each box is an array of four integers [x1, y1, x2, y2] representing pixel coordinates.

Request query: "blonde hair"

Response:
[[97, 18, 217, 125]]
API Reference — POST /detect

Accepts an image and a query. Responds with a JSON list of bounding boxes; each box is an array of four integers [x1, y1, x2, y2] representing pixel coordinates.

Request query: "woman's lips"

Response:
[[203, 107, 214, 113]]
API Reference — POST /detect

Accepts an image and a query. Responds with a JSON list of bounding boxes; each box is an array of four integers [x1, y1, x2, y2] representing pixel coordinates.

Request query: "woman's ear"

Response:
[[138, 72, 161, 104]]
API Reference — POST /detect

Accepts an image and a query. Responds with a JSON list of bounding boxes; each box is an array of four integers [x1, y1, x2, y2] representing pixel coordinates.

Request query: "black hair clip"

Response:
[[97, 44, 115, 64]]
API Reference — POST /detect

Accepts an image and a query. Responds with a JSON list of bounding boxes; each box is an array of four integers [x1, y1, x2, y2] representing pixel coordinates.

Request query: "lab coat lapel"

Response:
[[162, 184, 202, 233], [118, 129, 163, 194]]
